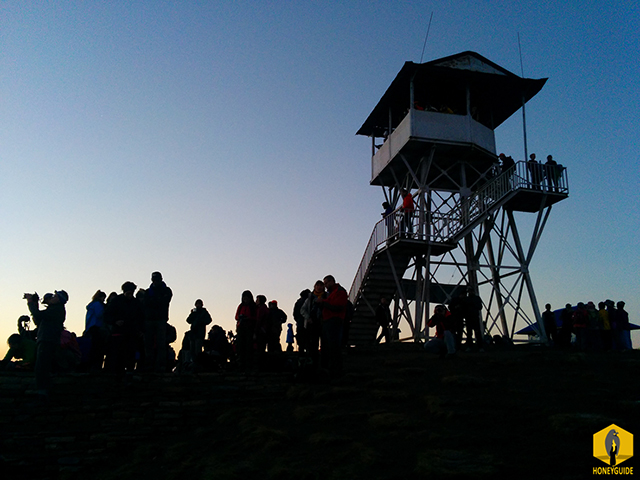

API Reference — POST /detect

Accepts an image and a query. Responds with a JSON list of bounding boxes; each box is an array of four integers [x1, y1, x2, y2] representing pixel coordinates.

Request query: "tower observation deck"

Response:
[[348, 51, 569, 346]]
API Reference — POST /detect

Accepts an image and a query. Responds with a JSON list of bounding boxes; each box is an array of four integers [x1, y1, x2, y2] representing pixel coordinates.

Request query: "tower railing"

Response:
[[435, 161, 568, 241], [349, 161, 568, 302]]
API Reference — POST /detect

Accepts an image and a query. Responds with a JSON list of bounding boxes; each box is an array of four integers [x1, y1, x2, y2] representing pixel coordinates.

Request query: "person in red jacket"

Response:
[[399, 188, 416, 236], [316, 275, 347, 377], [425, 304, 456, 357], [572, 302, 588, 351]]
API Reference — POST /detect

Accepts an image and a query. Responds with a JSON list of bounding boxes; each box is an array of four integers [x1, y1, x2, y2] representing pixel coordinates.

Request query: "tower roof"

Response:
[[357, 51, 547, 137]]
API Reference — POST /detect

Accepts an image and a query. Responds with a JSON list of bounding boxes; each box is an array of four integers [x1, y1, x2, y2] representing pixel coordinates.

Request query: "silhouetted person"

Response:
[[399, 189, 415, 236], [572, 302, 588, 351], [286, 323, 295, 352], [382, 201, 394, 238], [545, 155, 561, 192], [615, 301, 631, 350], [447, 290, 466, 349], [1, 334, 36, 371], [205, 325, 231, 366], [267, 300, 287, 353], [18, 314, 38, 342], [186, 299, 212, 363], [499, 153, 515, 173], [557, 303, 574, 348], [316, 275, 348, 377], [464, 288, 485, 352], [293, 290, 310, 353], [598, 301, 613, 351], [84, 290, 107, 371], [541, 304, 557, 345], [499, 153, 516, 188], [144, 271, 173, 372], [255, 295, 269, 354], [425, 305, 456, 357], [175, 331, 192, 373], [586, 301, 601, 351], [301, 280, 325, 369], [25, 290, 68, 399], [375, 297, 392, 344], [105, 282, 144, 374], [235, 290, 257, 370], [527, 153, 542, 190]]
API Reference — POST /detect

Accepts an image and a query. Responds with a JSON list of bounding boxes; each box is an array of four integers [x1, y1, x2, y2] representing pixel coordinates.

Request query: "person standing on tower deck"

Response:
[[399, 189, 415, 237], [144, 271, 173, 372], [499, 153, 515, 188], [527, 153, 543, 190], [316, 275, 348, 377], [545, 155, 561, 192]]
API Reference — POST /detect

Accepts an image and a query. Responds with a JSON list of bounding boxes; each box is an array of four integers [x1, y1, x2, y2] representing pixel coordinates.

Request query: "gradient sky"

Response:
[[1, 1, 638, 357]]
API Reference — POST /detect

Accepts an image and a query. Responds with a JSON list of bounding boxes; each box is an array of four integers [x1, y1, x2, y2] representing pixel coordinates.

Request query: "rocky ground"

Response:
[[1, 343, 639, 479]]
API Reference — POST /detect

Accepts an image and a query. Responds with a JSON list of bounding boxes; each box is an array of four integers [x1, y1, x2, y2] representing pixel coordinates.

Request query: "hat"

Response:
[[55, 290, 69, 304], [151, 271, 163, 281], [269, 300, 278, 306]]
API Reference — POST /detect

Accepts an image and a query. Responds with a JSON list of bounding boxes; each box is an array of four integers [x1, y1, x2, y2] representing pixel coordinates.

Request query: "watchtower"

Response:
[[348, 51, 569, 345]]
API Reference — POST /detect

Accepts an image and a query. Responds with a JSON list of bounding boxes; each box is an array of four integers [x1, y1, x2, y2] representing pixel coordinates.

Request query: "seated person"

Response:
[[424, 305, 456, 357], [1, 334, 37, 370]]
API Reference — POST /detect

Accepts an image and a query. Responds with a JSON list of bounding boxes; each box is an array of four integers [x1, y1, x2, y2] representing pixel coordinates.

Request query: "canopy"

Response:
[[357, 51, 547, 137]]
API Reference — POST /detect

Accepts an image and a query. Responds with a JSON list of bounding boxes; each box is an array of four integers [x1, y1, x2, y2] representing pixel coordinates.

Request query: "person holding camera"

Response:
[[24, 289, 69, 399]]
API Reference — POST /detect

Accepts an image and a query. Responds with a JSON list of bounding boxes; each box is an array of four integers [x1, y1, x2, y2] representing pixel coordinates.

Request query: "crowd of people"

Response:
[[419, 290, 633, 358], [0, 272, 356, 399], [0, 272, 182, 400], [2, 267, 632, 399], [422, 287, 486, 357], [543, 300, 632, 352], [238, 275, 353, 379], [497, 152, 564, 193]]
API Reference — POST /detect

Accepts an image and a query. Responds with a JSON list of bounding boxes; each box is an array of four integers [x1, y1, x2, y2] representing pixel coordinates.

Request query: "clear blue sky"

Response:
[[1, 1, 638, 357]]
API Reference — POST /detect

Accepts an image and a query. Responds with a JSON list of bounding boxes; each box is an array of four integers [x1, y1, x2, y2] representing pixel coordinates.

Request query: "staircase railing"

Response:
[[349, 215, 389, 302]]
